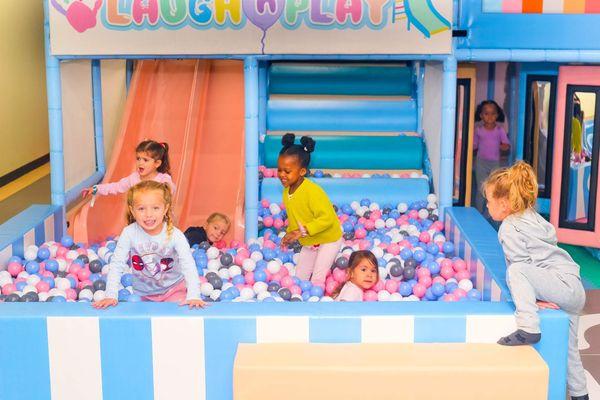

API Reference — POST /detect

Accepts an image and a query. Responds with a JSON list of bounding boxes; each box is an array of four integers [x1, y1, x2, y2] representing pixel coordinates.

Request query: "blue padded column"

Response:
[[244, 57, 259, 241], [439, 57, 457, 216]]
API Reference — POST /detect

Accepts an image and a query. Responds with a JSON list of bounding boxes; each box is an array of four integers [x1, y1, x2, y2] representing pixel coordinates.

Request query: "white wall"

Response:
[[423, 61, 443, 193], [101, 60, 127, 165]]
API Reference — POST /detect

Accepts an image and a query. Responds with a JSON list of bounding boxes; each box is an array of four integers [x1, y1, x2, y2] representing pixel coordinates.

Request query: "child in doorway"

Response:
[[184, 213, 231, 247], [332, 250, 379, 301], [93, 181, 205, 309], [473, 100, 510, 215], [484, 161, 587, 400], [82, 140, 175, 198], [278, 133, 343, 287]]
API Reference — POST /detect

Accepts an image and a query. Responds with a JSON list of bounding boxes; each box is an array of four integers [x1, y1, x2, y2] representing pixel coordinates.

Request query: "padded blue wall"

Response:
[[269, 64, 413, 96], [261, 177, 430, 205], [459, 0, 600, 50], [267, 98, 417, 132], [263, 135, 423, 169]]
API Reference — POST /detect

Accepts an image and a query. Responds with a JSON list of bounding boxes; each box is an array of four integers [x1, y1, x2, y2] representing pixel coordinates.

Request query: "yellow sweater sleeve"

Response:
[[304, 184, 336, 236]]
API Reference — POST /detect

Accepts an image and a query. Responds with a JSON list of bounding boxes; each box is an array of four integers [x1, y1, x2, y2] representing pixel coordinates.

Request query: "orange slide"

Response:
[[69, 59, 245, 244]]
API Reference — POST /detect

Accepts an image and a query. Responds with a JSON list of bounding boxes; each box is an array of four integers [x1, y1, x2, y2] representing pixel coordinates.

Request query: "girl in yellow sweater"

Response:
[[278, 133, 343, 287]]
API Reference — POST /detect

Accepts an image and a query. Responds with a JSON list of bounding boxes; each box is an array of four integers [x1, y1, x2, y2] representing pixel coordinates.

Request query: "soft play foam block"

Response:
[[233, 343, 548, 400]]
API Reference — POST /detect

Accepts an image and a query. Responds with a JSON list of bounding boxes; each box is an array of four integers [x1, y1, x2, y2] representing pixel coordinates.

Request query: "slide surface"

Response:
[[71, 60, 245, 244], [405, 0, 451, 38]]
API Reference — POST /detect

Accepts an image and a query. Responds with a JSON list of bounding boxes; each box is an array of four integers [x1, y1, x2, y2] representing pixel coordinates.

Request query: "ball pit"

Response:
[[0, 196, 480, 303], [258, 165, 429, 180]]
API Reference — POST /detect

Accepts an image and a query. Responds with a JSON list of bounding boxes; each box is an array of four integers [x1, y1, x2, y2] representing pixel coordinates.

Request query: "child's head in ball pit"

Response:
[[333, 250, 380, 298], [277, 133, 316, 191], [205, 213, 231, 243]]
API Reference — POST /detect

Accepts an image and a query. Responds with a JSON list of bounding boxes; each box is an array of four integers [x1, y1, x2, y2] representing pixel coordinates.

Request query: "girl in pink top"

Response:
[[333, 250, 379, 302], [82, 140, 175, 198], [473, 100, 510, 215]]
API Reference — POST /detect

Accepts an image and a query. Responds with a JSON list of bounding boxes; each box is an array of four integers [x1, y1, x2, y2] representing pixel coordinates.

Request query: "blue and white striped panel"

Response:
[[0, 245, 12, 270], [491, 279, 502, 301], [256, 316, 309, 343], [44, 213, 56, 243], [361, 316, 414, 343], [476, 260, 485, 294], [465, 315, 517, 343]]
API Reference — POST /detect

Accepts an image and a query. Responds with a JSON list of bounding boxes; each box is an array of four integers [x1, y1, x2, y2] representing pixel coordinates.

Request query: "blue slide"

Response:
[[405, 0, 451, 38]]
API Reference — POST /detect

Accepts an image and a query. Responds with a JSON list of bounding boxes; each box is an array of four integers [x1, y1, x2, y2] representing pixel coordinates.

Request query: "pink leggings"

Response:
[[142, 280, 188, 303], [295, 238, 343, 286]]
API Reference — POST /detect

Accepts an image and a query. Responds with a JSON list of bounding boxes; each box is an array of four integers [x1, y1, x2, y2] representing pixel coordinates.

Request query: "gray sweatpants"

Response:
[[474, 157, 500, 215], [506, 262, 587, 396]]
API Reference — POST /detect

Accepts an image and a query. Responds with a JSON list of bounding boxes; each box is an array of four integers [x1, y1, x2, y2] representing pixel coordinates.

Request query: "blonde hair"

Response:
[[483, 161, 538, 214], [126, 181, 174, 239], [207, 212, 231, 228]]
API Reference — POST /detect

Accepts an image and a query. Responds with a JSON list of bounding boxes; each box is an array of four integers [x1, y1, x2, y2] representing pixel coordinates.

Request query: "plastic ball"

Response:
[[37, 247, 51, 260], [200, 282, 214, 297], [458, 279, 474, 292], [92, 290, 106, 302]]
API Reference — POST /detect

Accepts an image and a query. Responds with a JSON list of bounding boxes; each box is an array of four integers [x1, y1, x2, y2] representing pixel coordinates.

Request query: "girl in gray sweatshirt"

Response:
[[483, 161, 587, 400]]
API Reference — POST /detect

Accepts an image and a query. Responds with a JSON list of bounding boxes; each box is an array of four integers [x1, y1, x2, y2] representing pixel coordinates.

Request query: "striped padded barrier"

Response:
[[263, 135, 423, 169]]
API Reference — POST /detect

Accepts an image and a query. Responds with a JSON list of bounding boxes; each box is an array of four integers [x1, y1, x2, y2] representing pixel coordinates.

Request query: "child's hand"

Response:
[[281, 230, 301, 247], [180, 299, 208, 309], [81, 187, 93, 198], [500, 143, 510, 152], [93, 298, 118, 309], [536, 300, 559, 310]]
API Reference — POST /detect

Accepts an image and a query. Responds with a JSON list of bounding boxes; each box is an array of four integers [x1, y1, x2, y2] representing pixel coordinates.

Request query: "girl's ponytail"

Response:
[[484, 161, 537, 214]]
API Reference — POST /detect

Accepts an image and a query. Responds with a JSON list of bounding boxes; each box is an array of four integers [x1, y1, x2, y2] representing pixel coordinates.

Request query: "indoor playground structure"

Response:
[[1, 0, 600, 399]]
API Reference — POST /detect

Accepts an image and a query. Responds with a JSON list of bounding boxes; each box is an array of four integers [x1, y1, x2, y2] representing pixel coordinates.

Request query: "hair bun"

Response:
[[281, 133, 296, 148], [300, 136, 316, 153]]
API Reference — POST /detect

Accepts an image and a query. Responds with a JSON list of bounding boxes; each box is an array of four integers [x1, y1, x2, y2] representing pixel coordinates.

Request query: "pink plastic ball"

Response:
[[261, 200, 270, 208], [387, 243, 400, 255], [398, 240, 412, 249], [56, 247, 68, 258], [364, 220, 375, 231], [273, 219, 284, 230], [65, 288, 78, 300], [412, 283, 426, 298], [68, 264, 82, 276], [372, 280, 384, 292], [419, 232, 431, 243], [455, 270, 471, 281], [339, 214, 349, 223], [215, 240, 226, 249], [432, 276, 446, 285], [332, 268, 347, 283], [77, 268, 91, 282], [440, 265, 455, 279], [198, 276, 208, 284], [453, 288, 467, 299], [235, 284, 245, 291], [408, 210, 419, 219], [432, 221, 444, 231], [289, 285, 302, 296], [370, 210, 382, 220], [440, 258, 453, 269], [281, 276, 294, 288], [230, 240, 241, 249], [79, 279, 93, 289], [270, 272, 283, 282], [7, 262, 23, 277], [358, 240, 371, 250], [244, 273, 255, 285], [453, 259, 467, 272], [263, 216, 274, 227], [36, 281, 51, 293], [325, 280, 338, 295], [279, 266, 290, 277], [385, 280, 399, 293], [2, 284, 16, 296], [363, 290, 378, 302], [443, 294, 457, 302], [416, 268, 431, 279], [355, 228, 367, 239], [234, 254, 247, 266], [419, 276, 433, 288], [264, 169, 274, 178], [77, 248, 87, 256]]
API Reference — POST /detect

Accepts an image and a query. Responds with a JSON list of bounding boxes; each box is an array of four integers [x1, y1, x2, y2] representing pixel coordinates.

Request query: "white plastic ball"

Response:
[[250, 251, 263, 262], [350, 201, 360, 210], [397, 203, 408, 213], [242, 259, 256, 272], [101, 265, 110, 275], [49, 245, 58, 257], [79, 289, 93, 301], [375, 219, 385, 230], [308, 296, 320, 302], [341, 247, 353, 257], [210, 290, 222, 301], [378, 267, 387, 279], [377, 290, 391, 302], [291, 294, 303, 301], [218, 269, 230, 280], [222, 282, 234, 291], [369, 203, 380, 211], [406, 295, 420, 301], [333, 173, 342, 178], [39, 292, 50, 302], [418, 209, 429, 220], [207, 259, 221, 271], [459, 279, 474, 292], [385, 218, 396, 228], [432, 209, 439, 216], [26, 275, 41, 286], [266, 260, 281, 274], [56, 278, 71, 291], [389, 293, 402, 301], [98, 247, 108, 259], [292, 254, 300, 264], [93, 290, 106, 302], [257, 291, 271, 301], [269, 203, 281, 215], [240, 287, 255, 300], [362, 173, 371, 178], [228, 265, 242, 277], [206, 247, 219, 260], [57, 259, 68, 272], [427, 203, 437, 211], [0, 277, 12, 287], [0, 271, 11, 281], [200, 282, 214, 296], [17, 271, 30, 279], [24, 246, 38, 261], [274, 296, 285, 302], [410, 172, 420, 178], [427, 193, 437, 204], [66, 250, 78, 261], [446, 278, 458, 285], [253, 281, 268, 294], [320, 296, 334, 302], [383, 253, 393, 261], [23, 285, 37, 294], [371, 247, 384, 259], [373, 239, 381, 246]]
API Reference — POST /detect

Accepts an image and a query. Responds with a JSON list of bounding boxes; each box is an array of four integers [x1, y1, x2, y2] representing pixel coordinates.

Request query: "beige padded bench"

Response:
[[234, 343, 548, 400]]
